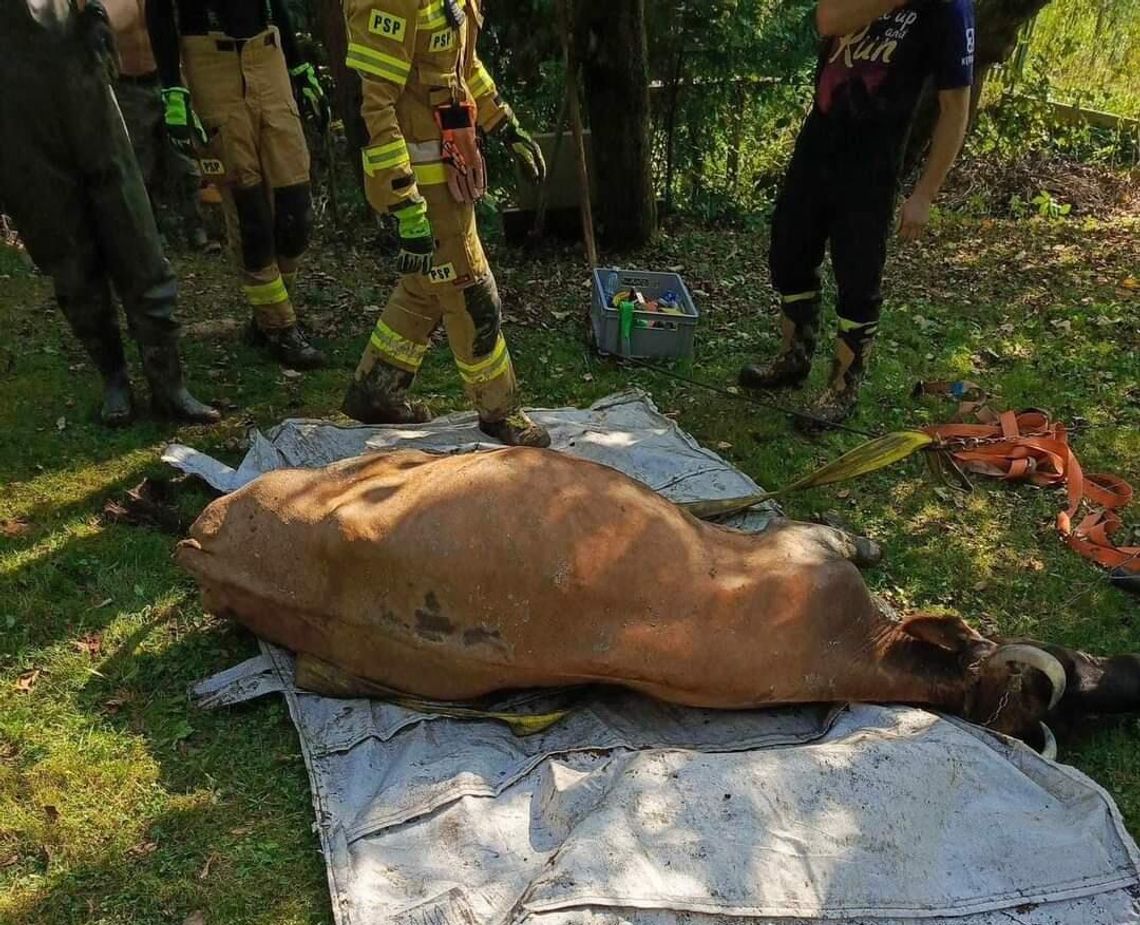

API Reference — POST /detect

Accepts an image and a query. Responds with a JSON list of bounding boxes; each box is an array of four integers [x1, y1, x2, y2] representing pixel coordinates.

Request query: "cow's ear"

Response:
[[902, 614, 987, 653]]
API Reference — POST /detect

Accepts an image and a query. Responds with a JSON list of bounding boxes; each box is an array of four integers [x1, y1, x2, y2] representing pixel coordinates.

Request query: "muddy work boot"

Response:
[[72, 328, 134, 426], [138, 342, 221, 424], [738, 313, 819, 391], [796, 336, 872, 434], [247, 321, 326, 370], [99, 367, 134, 427], [342, 358, 432, 426], [479, 410, 551, 448]]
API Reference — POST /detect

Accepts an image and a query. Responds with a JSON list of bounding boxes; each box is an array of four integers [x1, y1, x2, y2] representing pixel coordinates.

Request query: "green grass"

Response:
[[2, 210, 1139, 923]]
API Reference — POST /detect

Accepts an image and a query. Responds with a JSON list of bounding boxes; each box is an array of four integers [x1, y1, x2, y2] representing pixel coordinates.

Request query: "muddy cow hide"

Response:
[[177, 448, 1140, 748]]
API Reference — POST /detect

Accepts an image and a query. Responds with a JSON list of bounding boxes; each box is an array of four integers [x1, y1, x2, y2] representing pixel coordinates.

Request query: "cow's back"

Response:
[[178, 448, 882, 703]]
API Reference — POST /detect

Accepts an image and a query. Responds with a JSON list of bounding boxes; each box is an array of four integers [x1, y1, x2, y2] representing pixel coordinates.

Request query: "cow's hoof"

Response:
[[852, 536, 883, 569]]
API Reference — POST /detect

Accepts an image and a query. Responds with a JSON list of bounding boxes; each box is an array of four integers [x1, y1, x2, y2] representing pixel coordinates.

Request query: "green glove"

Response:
[[289, 62, 331, 134], [499, 112, 546, 185], [393, 200, 434, 276], [161, 87, 208, 158]]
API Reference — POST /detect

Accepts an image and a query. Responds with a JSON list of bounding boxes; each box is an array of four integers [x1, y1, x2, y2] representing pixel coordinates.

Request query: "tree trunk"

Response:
[[314, 0, 368, 196], [903, 0, 1054, 174], [575, 0, 656, 249]]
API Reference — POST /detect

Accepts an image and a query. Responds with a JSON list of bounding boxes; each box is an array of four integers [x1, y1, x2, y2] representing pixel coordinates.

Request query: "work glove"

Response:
[[161, 87, 208, 158], [436, 101, 487, 204], [498, 113, 547, 185], [78, 0, 119, 80], [289, 62, 331, 134], [393, 199, 435, 276]]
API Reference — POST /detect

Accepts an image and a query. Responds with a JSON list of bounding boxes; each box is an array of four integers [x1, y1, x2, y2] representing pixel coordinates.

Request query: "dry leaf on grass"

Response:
[[198, 853, 219, 880], [16, 669, 40, 693], [128, 840, 158, 858], [183, 911, 207, 925], [0, 518, 32, 537], [72, 634, 103, 657]]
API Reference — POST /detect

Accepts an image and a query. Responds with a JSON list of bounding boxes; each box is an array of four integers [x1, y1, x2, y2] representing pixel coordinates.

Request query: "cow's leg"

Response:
[[294, 653, 404, 699], [773, 520, 883, 569]]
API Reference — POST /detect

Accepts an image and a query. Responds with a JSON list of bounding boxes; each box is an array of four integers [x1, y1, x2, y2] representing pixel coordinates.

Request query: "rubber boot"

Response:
[[342, 358, 432, 426], [99, 367, 135, 427], [796, 335, 872, 433], [479, 410, 551, 448], [739, 312, 819, 391], [71, 328, 134, 427], [138, 341, 222, 424]]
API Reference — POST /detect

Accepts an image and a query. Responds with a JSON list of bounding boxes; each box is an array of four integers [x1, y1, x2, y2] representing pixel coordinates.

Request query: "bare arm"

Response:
[[816, 0, 905, 37], [899, 86, 970, 241]]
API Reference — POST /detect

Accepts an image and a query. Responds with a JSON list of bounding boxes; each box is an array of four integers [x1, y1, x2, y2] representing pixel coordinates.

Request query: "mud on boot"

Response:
[[341, 358, 431, 425], [738, 313, 819, 391], [479, 411, 551, 448], [139, 342, 221, 424], [100, 367, 135, 427], [247, 321, 326, 370], [796, 338, 869, 434]]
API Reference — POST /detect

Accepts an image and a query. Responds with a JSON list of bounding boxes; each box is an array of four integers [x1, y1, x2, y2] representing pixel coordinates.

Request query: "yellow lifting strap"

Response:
[[293, 654, 572, 736], [680, 430, 934, 521]]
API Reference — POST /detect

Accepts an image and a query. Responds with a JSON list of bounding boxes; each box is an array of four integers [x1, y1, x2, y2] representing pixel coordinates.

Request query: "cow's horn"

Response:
[[1039, 722, 1058, 761], [990, 645, 1067, 711]]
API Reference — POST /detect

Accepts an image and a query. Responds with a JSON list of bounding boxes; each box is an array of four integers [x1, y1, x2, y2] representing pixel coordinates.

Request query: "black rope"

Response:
[[615, 355, 882, 439]]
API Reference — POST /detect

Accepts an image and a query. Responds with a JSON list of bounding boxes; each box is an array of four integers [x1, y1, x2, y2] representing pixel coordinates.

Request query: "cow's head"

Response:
[[900, 615, 1069, 754]]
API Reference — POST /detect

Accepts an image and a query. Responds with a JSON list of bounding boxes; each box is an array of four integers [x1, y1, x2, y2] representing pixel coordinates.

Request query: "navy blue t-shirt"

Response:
[[811, 0, 975, 138]]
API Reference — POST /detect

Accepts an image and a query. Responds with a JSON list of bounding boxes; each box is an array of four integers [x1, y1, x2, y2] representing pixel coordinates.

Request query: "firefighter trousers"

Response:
[[0, 37, 181, 379], [180, 28, 311, 330], [357, 184, 518, 421]]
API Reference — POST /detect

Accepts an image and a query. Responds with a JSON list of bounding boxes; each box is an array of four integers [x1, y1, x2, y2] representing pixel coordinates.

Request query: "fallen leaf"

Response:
[[973, 580, 989, 592], [16, 669, 40, 693], [56, 416, 66, 431], [0, 519, 31, 538], [72, 633, 103, 657], [281, 369, 302, 379], [102, 697, 126, 715], [836, 489, 851, 500], [716, 441, 733, 450], [43, 805, 59, 823], [128, 840, 158, 858], [229, 825, 252, 837], [1027, 558, 1046, 572], [198, 853, 218, 880], [183, 911, 206, 925], [581, 373, 593, 382], [0, 854, 19, 869], [1121, 276, 1138, 290]]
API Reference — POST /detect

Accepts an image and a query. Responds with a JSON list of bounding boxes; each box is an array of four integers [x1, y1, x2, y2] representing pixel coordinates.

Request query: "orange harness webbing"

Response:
[[924, 409, 1139, 575]]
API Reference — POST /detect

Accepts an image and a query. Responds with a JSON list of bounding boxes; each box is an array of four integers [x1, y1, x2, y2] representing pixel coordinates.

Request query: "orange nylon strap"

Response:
[[924, 410, 1140, 576]]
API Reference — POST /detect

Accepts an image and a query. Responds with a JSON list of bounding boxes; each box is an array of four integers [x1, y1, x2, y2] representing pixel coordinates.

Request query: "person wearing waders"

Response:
[[0, 0, 219, 427], [146, 0, 331, 369], [739, 0, 974, 429], [105, 0, 209, 251], [339, 0, 551, 447]]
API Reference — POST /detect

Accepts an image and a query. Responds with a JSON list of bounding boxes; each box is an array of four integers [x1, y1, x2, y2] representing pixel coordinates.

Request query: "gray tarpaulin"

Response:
[[171, 391, 1140, 925]]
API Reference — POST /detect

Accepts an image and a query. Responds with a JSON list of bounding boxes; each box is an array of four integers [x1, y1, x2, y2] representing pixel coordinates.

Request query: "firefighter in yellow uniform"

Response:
[[341, 0, 550, 447], [147, 0, 329, 370]]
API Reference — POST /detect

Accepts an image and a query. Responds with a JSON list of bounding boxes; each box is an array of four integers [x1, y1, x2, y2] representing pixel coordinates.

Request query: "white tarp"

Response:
[[173, 391, 1140, 925]]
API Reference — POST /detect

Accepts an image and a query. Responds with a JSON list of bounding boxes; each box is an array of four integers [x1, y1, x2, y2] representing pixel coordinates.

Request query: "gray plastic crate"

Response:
[[591, 267, 699, 360]]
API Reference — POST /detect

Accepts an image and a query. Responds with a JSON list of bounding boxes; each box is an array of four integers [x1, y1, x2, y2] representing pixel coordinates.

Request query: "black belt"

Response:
[[212, 32, 276, 53]]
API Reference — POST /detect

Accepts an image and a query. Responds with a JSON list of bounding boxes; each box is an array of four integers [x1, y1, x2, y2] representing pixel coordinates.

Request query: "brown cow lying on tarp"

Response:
[[177, 448, 1140, 753]]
